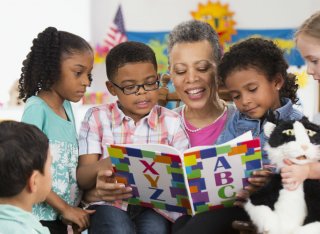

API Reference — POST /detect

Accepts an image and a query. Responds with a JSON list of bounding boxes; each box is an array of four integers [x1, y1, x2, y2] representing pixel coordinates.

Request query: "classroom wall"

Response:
[[90, 0, 320, 119], [91, 0, 320, 32], [1, 0, 320, 120]]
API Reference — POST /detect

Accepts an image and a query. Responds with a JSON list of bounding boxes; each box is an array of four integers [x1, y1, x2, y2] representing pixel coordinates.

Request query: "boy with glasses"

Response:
[[77, 41, 189, 234]]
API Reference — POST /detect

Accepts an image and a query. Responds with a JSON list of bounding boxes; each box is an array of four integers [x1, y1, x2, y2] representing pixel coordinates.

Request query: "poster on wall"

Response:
[[95, 1, 304, 70]]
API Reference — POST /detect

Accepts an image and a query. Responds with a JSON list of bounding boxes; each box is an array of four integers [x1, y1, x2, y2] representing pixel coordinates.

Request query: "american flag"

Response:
[[104, 5, 127, 50]]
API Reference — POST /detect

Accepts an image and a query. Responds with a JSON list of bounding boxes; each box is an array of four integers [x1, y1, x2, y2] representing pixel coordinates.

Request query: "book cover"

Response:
[[108, 132, 262, 215]]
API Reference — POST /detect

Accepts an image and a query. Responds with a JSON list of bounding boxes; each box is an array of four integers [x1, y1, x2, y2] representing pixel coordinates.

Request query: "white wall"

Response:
[[0, 0, 90, 106]]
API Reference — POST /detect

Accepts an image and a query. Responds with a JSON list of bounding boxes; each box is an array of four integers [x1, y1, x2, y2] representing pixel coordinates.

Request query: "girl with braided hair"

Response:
[[19, 27, 95, 233]]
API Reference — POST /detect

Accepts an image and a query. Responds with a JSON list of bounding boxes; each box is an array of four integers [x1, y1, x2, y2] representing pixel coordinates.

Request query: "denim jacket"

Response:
[[216, 98, 304, 164]]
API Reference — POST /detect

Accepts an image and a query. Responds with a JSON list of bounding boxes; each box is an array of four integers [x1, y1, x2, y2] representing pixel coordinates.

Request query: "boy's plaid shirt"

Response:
[[79, 102, 190, 221]]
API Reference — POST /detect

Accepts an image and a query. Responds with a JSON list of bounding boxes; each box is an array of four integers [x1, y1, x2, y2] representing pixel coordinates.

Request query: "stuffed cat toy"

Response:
[[244, 117, 320, 234]]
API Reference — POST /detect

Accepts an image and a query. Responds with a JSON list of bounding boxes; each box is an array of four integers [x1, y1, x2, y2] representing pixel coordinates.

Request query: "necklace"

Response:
[[182, 105, 227, 133]]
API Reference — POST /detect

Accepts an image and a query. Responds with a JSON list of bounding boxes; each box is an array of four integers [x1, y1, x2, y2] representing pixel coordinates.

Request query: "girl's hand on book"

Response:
[[234, 169, 272, 207], [248, 169, 272, 186], [95, 169, 133, 201], [246, 169, 272, 193], [234, 189, 249, 208]]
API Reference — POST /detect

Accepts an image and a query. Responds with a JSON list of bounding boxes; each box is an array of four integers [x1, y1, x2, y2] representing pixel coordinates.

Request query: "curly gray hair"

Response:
[[167, 20, 221, 63]]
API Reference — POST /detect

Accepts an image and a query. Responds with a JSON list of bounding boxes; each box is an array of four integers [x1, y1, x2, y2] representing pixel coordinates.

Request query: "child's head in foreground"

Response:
[[295, 11, 320, 82], [105, 41, 159, 122], [0, 121, 51, 209], [218, 38, 298, 119], [18, 26, 93, 103]]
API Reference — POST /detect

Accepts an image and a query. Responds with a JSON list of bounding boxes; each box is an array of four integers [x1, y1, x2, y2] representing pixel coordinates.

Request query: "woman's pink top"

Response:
[[182, 108, 227, 147]]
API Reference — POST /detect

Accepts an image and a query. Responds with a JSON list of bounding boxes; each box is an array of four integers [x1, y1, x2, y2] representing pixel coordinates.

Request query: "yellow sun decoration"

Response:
[[191, 1, 236, 45]]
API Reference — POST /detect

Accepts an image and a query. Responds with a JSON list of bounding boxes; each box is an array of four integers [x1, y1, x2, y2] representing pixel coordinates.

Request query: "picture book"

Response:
[[107, 132, 262, 215]]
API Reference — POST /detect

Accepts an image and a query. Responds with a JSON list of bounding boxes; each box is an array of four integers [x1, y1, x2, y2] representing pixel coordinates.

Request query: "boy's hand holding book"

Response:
[[95, 169, 133, 201]]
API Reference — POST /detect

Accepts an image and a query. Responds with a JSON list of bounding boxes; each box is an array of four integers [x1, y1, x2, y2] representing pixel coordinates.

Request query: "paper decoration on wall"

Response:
[[94, 5, 127, 64], [94, 2, 304, 67], [191, 1, 236, 46], [224, 29, 304, 66], [289, 66, 317, 119], [82, 91, 111, 105], [125, 32, 169, 74], [295, 70, 308, 88], [126, 29, 303, 68], [148, 39, 169, 74]]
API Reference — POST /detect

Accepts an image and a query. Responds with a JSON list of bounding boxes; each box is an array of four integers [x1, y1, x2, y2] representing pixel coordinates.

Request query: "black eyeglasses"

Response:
[[110, 80, 160, 95]]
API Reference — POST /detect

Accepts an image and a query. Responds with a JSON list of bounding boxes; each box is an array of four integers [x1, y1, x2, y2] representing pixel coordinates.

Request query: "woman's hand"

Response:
[[281, 159, 310, 191], [60, 205, 95, 232]]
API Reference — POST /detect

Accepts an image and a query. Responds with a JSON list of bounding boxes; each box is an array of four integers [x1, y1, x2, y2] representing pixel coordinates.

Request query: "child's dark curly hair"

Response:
[[218, 38, 299, 104], [19, 27, 92, 102], [106, 41, 157, 81], [0, 120, 49, 197]]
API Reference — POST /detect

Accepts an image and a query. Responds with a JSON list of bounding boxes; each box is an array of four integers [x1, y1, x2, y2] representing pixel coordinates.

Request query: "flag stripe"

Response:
[[101, 5, 127, 53]]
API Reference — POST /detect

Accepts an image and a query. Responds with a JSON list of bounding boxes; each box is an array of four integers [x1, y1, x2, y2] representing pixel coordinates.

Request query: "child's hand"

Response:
[[234, 169, 272, 207], [281, 159, 309, 191], [246, 169, 272, 193], [61, 206, 95, 232], [234, 189, 250, 208], [95, 169, 133, 201]]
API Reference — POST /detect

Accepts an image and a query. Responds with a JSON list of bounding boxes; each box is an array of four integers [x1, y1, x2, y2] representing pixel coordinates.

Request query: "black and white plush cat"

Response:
[[244, 117, 320, 234]]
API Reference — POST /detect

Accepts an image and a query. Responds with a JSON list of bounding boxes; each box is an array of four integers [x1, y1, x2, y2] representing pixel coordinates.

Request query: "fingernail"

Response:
[[106, 171, 112, 176]]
